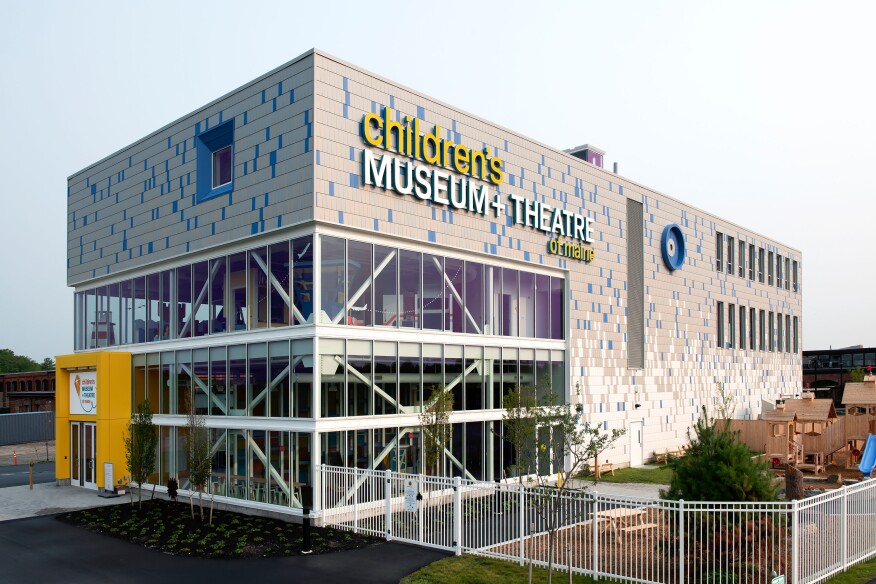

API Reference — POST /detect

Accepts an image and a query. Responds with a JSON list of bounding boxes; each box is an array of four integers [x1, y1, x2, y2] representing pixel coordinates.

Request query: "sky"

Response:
[[0, 1, 873, 361]]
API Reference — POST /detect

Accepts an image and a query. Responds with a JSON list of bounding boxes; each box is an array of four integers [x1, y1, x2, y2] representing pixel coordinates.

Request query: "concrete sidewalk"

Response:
[[0, 482, 128, 522]]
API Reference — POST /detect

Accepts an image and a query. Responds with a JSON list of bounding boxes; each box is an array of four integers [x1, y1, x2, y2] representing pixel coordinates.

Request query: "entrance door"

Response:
[[629, 421, 644, 467], [71, 422, 97, 489]]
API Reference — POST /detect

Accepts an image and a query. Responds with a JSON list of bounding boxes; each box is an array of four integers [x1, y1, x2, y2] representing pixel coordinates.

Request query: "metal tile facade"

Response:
[[67, 49, 803, 460]]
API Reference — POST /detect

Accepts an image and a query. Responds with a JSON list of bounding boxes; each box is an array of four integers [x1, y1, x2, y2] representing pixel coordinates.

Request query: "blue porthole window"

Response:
[[196, 120, 234, 203], [661, 224, 686, 272]]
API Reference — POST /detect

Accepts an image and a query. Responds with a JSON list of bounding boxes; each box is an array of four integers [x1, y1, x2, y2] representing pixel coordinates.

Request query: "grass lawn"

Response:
[[401, 554, 597, 584], [59, 498, 379, 558], [824, 556, 876, 584], [582, 465, 674, 485]]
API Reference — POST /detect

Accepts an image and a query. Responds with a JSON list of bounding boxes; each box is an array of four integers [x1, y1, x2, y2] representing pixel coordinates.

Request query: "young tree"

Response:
[[850, 368, 866, 383], [123, 400, 158, 508], [661, 406, 776, 502], [502, 383, 625, 583], [501, 385, 538, 482], [183, 395, 212, 521], [419, 385, 453, 476]]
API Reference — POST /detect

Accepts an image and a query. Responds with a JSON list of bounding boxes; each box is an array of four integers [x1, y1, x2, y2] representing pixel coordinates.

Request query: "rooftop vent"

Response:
[[565, 144, 605, 168]]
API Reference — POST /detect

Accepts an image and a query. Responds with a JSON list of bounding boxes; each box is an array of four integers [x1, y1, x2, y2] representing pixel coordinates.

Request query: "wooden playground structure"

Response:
[[725, 378, 876, 474]]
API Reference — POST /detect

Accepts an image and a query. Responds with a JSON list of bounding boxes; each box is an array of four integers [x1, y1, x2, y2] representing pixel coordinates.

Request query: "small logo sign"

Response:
[[70, 371, 97, 415]]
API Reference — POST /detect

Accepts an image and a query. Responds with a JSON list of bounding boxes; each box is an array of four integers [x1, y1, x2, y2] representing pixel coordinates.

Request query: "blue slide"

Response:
[[859, 434, 876, 479]]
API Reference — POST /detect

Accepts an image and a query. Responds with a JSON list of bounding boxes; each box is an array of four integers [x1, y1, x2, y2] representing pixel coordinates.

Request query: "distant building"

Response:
[[0, 370, 56, 413], [802, 346, 876, 406]]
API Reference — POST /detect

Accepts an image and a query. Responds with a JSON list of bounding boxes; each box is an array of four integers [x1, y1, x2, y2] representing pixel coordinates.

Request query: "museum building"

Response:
[[57, 49, 802, 512]]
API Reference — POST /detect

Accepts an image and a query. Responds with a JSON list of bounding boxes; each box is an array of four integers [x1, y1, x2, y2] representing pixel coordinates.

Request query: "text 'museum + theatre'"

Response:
[[56, 49, 802, 511]]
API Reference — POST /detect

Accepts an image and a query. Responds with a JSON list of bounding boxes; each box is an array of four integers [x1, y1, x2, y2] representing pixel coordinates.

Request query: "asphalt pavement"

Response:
[[0, 514, 448, 584], [0, 462, 55, 488]]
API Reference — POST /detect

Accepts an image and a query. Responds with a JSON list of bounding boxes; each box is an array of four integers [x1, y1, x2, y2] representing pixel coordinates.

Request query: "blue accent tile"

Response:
[[428, 230, 436, 243], [350, 174, 360, 188], [387, 209, 393, 222], [374, 219, 379, 231], [329, 181, 335, 196], [338, 211, 344, 224]]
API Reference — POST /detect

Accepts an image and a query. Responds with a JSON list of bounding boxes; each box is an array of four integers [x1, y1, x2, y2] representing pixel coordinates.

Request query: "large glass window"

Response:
[[133, 277, 151, 343], [209, 257, 227, 334], [347, 240, 373, 327], [519, 271, 535, 338], [249, 248, 268, 330], [176, 265, 192, 339], [192, 348, 209, 415], [228, 252, 247, 331], [248, 343, 268, 417], [291, 235, 313, 324], [374, 245, 398, 327], [399, 250, 421, 329], [320, 338, 344, 417], [347, 340, 372, 416], [269, 341, 290, 417], [374, 341, 398, 415], [445, 345, 464, 412], [192, 261, 209, 337], [269, 242, 290, 328], [502, 268, 518, 337], [465, 262, 485, 335], [422, 254, 444, 331], [291, 339, 313, 418], [444, 258, 464, 333], [534, 274, 550, 339], [228, 345, 246, 415], [399, 343, 421, 411], [321, 236, 345, 324], [209, 346, 227, 416]]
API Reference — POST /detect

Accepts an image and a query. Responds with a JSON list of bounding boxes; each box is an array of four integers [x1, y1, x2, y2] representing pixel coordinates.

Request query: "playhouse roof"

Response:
[[762, 409, 797, 422], [841, 382, 876, 406], [782, 394, 837, 421]]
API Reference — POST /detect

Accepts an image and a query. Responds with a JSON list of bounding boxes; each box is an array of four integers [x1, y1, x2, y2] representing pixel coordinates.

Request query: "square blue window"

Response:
[[196, 120, 234, 203]]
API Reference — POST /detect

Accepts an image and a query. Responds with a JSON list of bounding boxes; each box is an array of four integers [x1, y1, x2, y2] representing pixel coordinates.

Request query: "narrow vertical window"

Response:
[[748, 244, 755, 280], [785, 258, 791, 291], [759, 310, 766, 351], [786, 315, 792, 353], [727, 237, 735, 275], [768, 251, 774, 286], [717, 302, 725, 348], [793, 261, 799, 293], [738, 240, 745, 277], [739, 306, 746, 350], [777, 254, 783, 289], [758, 248, 765, 283], [769, 312, 775, 351], [715, 232, 723, 272], [793, 316, 799, 353], [749, 307, 756, 351], [728, 303, 736, 349], [777, 313, 784, 352]]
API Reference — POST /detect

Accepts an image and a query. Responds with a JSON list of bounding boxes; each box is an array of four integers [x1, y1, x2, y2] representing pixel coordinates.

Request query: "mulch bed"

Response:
[[57, 498, 380, 559]]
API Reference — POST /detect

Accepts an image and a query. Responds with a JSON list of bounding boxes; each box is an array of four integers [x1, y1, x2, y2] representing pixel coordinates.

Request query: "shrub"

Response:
[[661, 408, 776, 502]]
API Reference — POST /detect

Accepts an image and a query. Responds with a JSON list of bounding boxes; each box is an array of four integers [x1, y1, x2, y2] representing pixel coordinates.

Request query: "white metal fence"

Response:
[[317, 465, 876, 584]]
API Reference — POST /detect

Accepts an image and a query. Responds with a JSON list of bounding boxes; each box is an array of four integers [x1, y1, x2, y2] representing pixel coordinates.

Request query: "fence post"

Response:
[[453, 476, 462, 556], [320, 464, 326, 514], [592, 491, 599, 581], [678, 499, 685, 584], [841, 485, 848, 571], [791, 499, 799, 584], [519, 484, 525, 566], [419, 473, 425, 544], [353, 467, 359, 534], [385, 469, 392, 542]]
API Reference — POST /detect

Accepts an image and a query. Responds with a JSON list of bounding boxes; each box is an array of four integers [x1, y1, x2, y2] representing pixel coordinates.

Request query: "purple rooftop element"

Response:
[[565, 144, 605, 168]]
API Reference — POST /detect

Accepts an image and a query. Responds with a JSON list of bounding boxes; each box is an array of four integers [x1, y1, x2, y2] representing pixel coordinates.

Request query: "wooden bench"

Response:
[[588, 461, 615, 478]]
